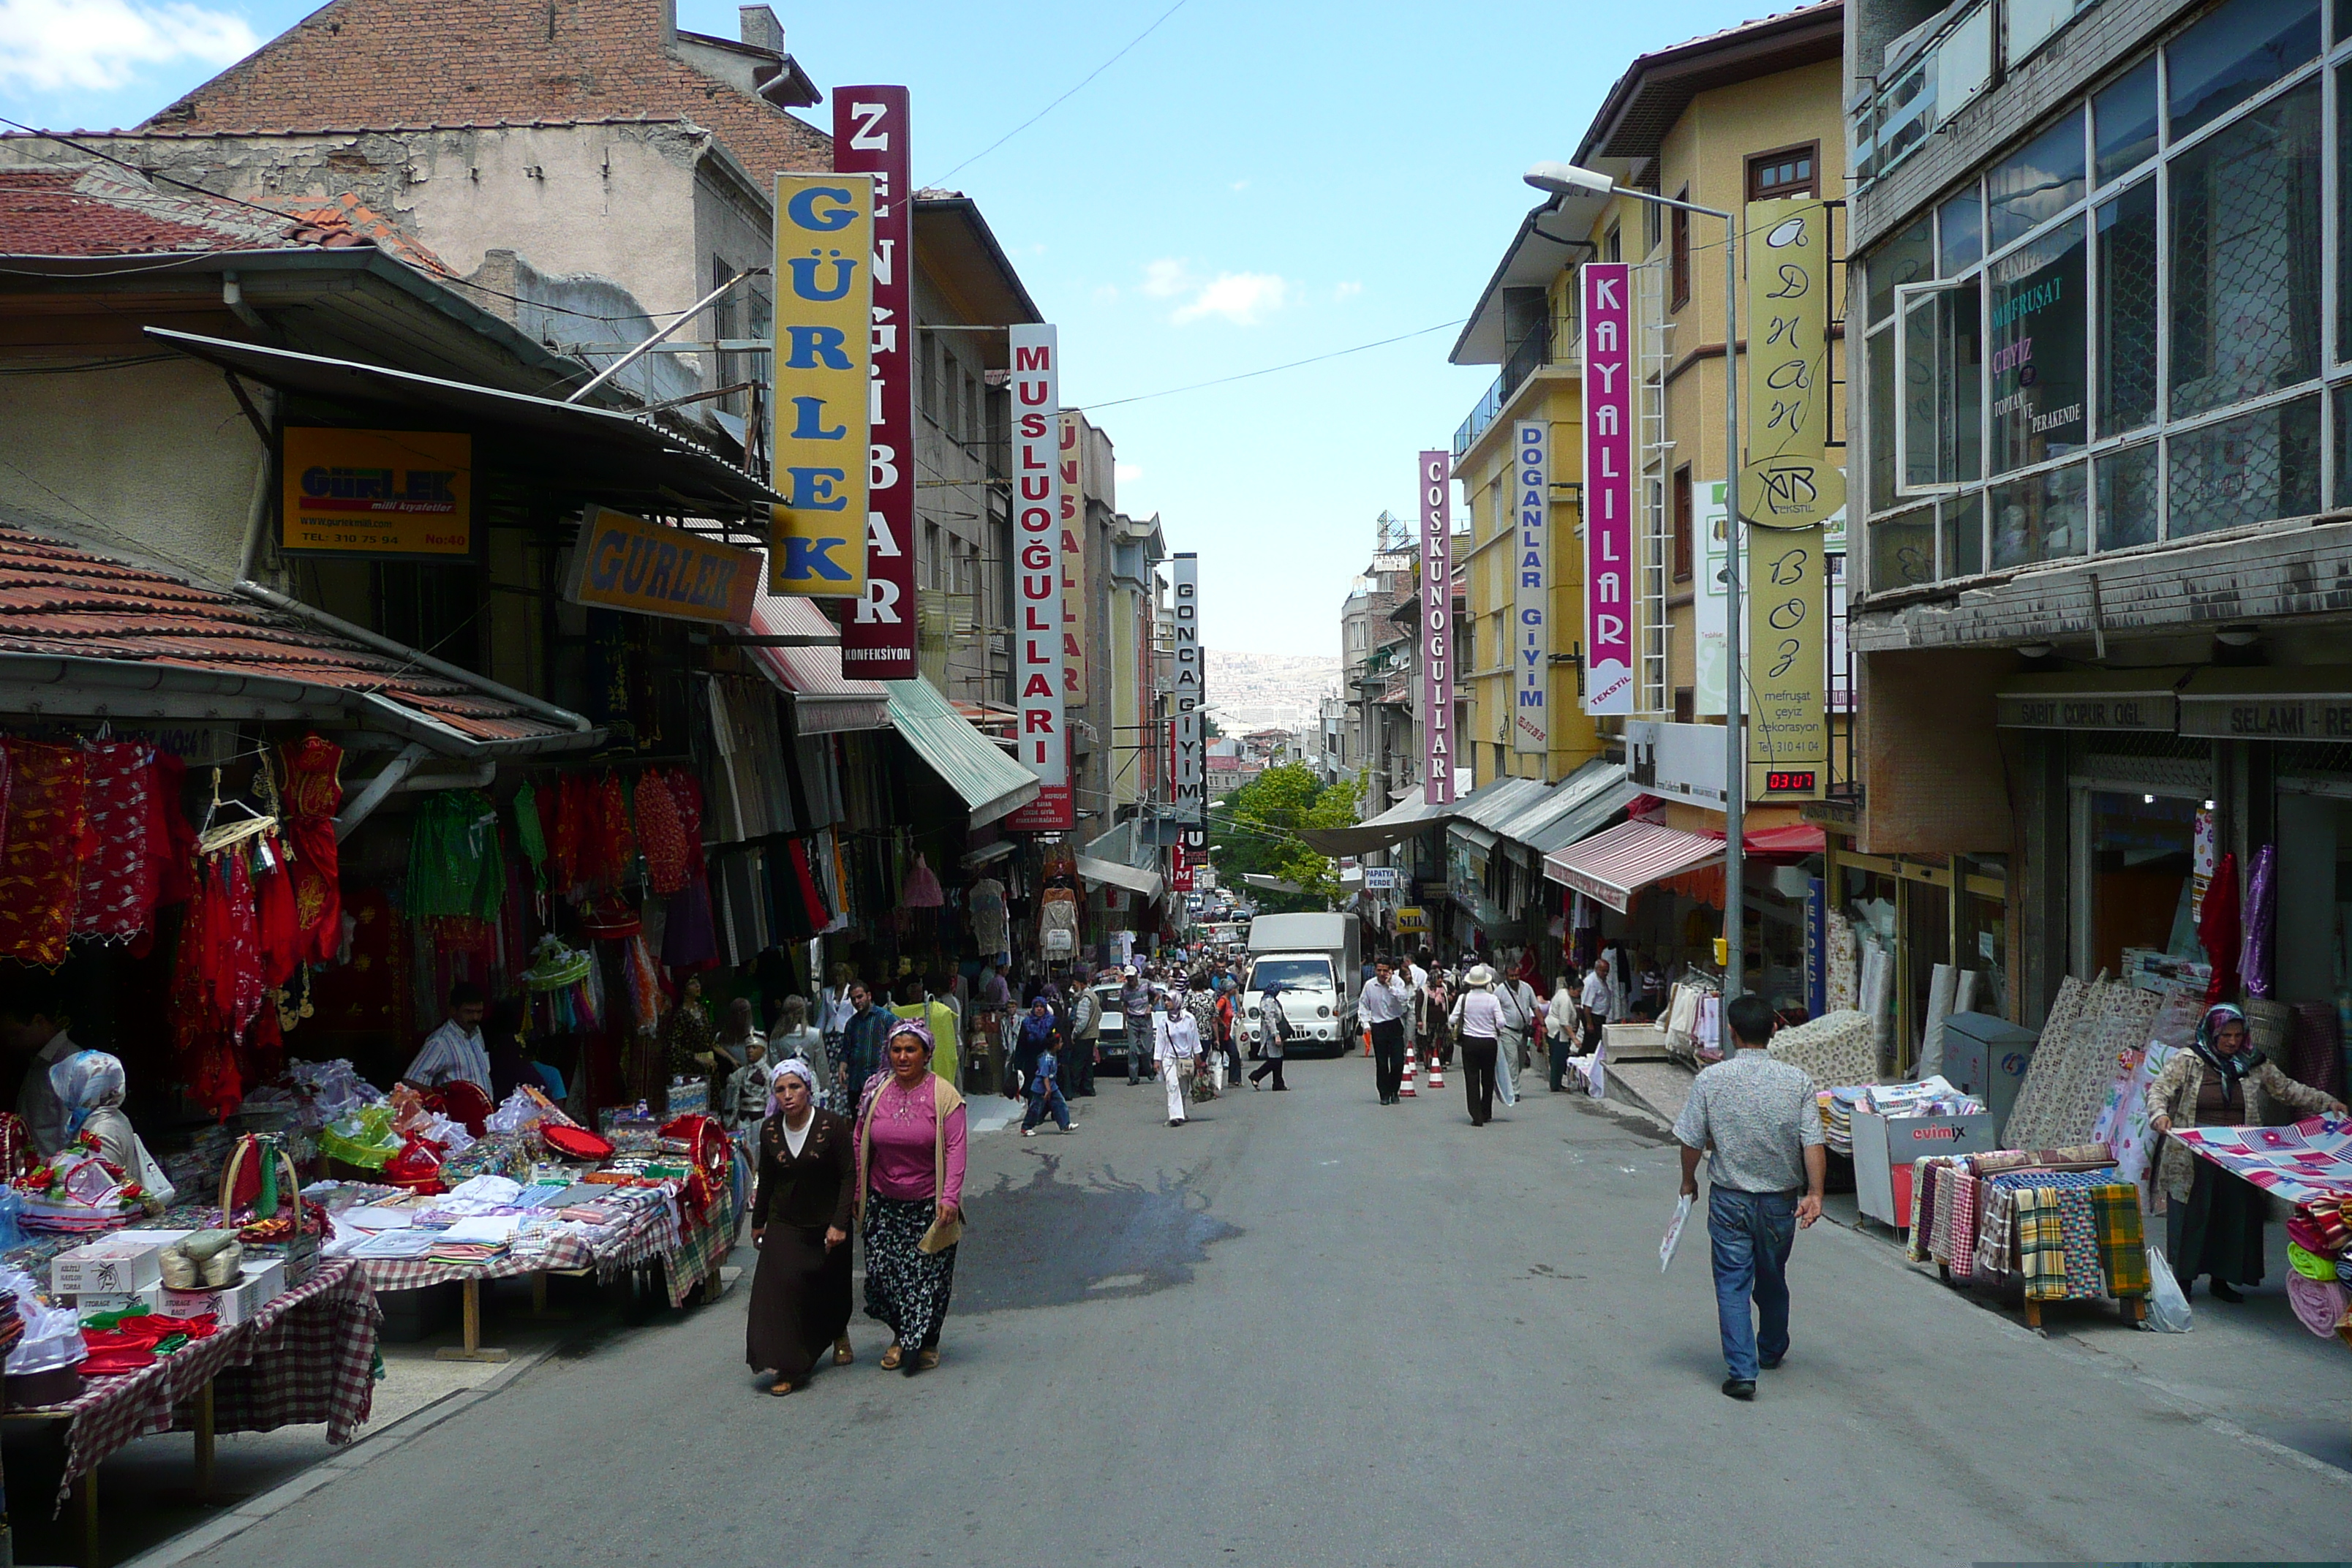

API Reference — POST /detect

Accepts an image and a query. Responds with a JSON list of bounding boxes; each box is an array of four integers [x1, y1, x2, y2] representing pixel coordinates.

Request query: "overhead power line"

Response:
[[924, 0, 1193, 187], [1070, 317, 1468, 415]]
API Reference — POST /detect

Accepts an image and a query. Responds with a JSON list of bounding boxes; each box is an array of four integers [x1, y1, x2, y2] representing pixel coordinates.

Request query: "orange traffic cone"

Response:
[[1426, 1055, 1446, 1090], [1400, 1046, 1418, 1098]]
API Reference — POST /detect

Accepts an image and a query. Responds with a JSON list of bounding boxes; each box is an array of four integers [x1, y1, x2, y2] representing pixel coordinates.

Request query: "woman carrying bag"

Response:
[[853, 1019, 966, 1375], [1248, 984, 1289, 1092]]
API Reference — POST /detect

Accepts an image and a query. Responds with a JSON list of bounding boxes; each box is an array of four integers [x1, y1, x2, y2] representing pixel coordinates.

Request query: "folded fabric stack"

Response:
[[79, 1308, 219, 1376], [423, 1240, 508, 1266], [1816, 1088, 1863, 1155], [1858, 1076, 1985, 1118], [2284, 1192, 2352, 1344]]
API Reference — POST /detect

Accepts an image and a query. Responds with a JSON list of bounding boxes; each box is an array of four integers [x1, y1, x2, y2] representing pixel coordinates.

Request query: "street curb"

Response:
[[116, 1338, 565, 1568], [1602, 1071, 1681, 1133]]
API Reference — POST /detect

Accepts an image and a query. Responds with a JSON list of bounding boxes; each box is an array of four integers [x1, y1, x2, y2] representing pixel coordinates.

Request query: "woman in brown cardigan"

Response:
[[2147, 1003, 2345, 1302], [746, 1058, 856, 1395]]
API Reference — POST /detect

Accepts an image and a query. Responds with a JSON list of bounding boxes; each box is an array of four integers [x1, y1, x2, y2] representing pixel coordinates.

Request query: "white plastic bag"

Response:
[[2142, 1245, 2193, 1332]]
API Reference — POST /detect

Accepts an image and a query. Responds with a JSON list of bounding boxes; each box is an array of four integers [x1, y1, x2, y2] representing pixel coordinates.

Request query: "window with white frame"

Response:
[[1858, 0, 2331, 592]]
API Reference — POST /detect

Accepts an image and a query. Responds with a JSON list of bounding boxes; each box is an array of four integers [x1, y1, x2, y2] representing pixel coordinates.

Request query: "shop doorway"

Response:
[[2070, 787, 2204, 979]]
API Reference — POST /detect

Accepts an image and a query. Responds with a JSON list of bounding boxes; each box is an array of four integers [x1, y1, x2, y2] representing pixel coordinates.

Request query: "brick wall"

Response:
[[143, 0, 828, 187]]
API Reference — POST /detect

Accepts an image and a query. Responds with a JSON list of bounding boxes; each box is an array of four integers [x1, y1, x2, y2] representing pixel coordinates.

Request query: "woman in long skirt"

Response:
[[855, 1019, 967, 1374], [746, 1058, 856, 1394]]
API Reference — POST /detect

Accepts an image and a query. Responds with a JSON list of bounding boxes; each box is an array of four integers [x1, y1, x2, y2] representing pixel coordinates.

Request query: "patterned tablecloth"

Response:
[[2171, 1115, 2352, 1207], [10, 1259, 380, 1512], [353, 1198, 679, 1294], [659, 1185, 742, 1308]]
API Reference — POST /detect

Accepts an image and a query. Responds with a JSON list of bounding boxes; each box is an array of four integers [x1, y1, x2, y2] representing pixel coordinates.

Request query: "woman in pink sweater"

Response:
[[853, 1019, 967, 1375]]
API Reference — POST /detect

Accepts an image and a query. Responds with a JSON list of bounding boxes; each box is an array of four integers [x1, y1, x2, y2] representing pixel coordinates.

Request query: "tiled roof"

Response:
[[0, 523, 592, 753], [0, 162, 451, 268]]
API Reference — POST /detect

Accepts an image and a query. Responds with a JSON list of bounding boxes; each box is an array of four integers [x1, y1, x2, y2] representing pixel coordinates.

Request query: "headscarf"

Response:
[[50, 1050, 125, 1137], [2191, 1003, 2261, 1102], [885, 1016, 935, 1059], [766, 1056, 821, 1118]]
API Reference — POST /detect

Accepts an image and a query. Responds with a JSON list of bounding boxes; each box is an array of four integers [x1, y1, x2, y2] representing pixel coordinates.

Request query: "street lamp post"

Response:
[[1524, 163, 1746, 1001]]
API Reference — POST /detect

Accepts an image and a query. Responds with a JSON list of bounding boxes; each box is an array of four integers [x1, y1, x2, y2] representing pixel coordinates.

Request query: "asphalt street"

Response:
[[155, 1053, 2351, 1568]]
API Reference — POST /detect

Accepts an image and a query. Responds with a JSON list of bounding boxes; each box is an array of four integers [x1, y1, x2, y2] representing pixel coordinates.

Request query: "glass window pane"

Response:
[[2168, 83, 2322, 420], [2095, 442, 2160, 549], [1868, 328, 1897, 512], [1901, 282, 1983, 490], [1991, 462, 2088, 567], [2166, 0, 2320, 141], [2092, 56, 2157, 186], [2096, 181, 2159, 437], [1868, 506, 1937, 591], [2340, 64, 2352, 364], [1940, 491, 1986, 577], [2336, 382, 2352, 508], [1990, 216, 2087, 472], [1939, 188, 1983, 275], [1989, 110, 2086, 250], [2168, 395, 2321, 536], [1866, 219, 1934, 327]]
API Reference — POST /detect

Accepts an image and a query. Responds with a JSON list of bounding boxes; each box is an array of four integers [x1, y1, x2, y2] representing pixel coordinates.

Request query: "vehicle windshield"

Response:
[[1250, 957, 1333, 993]]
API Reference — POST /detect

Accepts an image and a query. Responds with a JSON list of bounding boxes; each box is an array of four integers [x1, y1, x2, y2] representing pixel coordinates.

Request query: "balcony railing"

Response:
[[1851, 0, 2100, 186], [1452, 312, 1580, 459]]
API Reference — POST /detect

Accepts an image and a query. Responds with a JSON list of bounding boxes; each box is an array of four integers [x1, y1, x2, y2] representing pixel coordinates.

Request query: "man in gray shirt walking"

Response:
[[1672, 994, 1825, 1401]]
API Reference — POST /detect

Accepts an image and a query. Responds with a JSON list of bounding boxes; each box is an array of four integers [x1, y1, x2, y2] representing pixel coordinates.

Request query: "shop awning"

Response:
[[1488, 760, 1638, 856], [884, 677, 1039, 826], [1300, 774, 1535, 858], [745, 589, 888, 734], [1994, 668, 2187, 732], [1077, 856, 1165, 901], [1729, 823, 1825, 859], [1542, 820, 1723, 912]]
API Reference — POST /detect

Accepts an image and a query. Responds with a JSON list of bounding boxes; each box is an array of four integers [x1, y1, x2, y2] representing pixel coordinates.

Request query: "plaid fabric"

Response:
[[660, 1182, 742, 1308], [2087, 1180, 2150, 1297], [26, 1259, 380, 1514], [2054, 1191, 2105, 1301], [2015, 1187, 2070, 1300], [1945, 1171, 1981, 1281], [356, 1200, 676, 1293], [1907, 1159, 1940, 1261]]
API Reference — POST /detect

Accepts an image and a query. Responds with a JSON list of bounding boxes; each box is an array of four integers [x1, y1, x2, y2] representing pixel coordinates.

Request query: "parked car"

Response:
[[1089, 982, 1129, 1064]]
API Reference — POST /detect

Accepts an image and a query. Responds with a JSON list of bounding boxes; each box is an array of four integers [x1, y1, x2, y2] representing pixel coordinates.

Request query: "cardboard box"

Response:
[[154, 1259, 287, 1328], [51, 1238, 165, 1297], [1852, 1107, 2002, 1231]]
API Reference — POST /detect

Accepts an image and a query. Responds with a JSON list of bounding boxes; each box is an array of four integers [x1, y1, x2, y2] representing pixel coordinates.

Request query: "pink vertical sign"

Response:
[[1419, 449, 1454, 804], [1580, 262, 1633, 714]]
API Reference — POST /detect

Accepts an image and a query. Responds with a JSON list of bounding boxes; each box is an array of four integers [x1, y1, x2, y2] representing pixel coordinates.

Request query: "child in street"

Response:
[[1021, 1039, 1074, 1137], [722, 1035, 772, 1156]]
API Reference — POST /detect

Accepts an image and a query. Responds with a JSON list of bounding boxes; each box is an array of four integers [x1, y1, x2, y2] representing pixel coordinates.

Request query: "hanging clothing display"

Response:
[[1038, 886, 1078, 960], [405, 789, 506, 921], [74, 740, 156, 941], [0, 740, 90, 965], [969, 876, 1009, 956], [149, 750, 196, 908], [636, 769, 691, 895], [279, 735, 343, 962]]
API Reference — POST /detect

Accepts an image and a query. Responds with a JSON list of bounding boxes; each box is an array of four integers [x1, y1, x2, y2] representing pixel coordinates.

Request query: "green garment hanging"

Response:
[[405, 790, 507, 920], [513, 785, 549, 889]]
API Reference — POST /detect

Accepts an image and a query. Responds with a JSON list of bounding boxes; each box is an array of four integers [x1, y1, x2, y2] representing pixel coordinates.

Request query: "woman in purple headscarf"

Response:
[[2148, 1003, 2345, 1301]]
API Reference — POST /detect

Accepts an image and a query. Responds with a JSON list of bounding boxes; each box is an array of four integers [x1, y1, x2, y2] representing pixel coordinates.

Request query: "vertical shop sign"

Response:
[[1580, 263, 1633, 714], [1741, 200, 1834, 800], [834, 87, 917, 670], [1003, 325, 1068, 831], [1169, 841, 1194, 894], [1060, 412, 1089, 701], [769, 174, 873, 596], [1511, 419, 1549, 754], [1171, 554, 1203, 816], [1418, 451, 1454, 804]]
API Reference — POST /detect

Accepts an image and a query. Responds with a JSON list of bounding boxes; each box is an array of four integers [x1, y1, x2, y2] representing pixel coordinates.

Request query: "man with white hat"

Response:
[[1449, 964, 1506, 1126]]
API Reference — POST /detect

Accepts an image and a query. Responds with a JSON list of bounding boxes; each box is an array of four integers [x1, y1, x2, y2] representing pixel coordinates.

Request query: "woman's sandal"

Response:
[[878, 1343, 904, 1371], [767, 1379, 795, 1397], [916, 1349, 940, 1372], [832, 1338, 854, 1366]]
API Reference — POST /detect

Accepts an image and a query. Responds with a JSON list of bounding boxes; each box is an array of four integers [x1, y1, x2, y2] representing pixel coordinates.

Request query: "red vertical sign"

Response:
[[834, 86, 917, 678]]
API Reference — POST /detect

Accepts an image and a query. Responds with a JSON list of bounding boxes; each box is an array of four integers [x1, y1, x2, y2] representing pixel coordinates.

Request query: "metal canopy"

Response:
[[144, 327, 783, 513], [884, 677, 1039, 827]]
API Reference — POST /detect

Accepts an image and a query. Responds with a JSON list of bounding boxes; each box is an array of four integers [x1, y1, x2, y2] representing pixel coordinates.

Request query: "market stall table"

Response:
[[1, 1258, 379, 1564], [1907, 1147, 2152, 1327]]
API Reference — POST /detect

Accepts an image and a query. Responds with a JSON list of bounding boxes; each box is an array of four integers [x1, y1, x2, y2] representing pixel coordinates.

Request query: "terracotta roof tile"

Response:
[[0, 524, 585, 748]]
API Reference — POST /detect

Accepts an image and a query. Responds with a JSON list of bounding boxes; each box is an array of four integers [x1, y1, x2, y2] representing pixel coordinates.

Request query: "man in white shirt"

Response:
[[405, 981, 491, 1094], [1579, 957, 1613, 1055], [1360, 955, 1413, 1105], [3, 985, 79, 1156]]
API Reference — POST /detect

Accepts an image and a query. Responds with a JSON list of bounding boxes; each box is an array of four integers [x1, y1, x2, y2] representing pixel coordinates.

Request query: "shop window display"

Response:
[[2082, 791, 2202, 978]]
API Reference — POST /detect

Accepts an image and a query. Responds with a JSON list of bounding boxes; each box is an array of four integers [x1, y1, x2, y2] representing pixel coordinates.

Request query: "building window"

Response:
[[1642, 185, 1663, 256], [1671, 466, 1693, 581], [1670, 193, 1690, 309], [1603, 225, 1621, 263], [1673, 687, 1694, 724], [1746, 142, 1818, 201]]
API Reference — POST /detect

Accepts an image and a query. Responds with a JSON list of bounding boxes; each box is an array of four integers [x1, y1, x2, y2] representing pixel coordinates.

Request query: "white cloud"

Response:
[[1333, 281, 1363, 302], [0, 0, 259, 91], [1172, 271, 1289, 326], [1115, 462, 1142, 484], [1092, 282, 1120, 303], [1140, 257, 1192, 298], [1229, 178, 1249, 192]]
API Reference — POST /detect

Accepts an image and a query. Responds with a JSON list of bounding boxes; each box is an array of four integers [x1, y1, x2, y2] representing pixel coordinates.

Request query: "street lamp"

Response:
[[1524, 161, 1748, 1003]]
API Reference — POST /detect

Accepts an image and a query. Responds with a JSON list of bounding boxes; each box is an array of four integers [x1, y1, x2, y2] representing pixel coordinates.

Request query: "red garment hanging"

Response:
[[148, 750, 197, 908], [279, 736, 343, 963], [203, 850, 265, 1039], [2200, 849, 2242, 1005], [0, 740, 91, 965], [255, 835, 302, 990], [170, 900, 242, 1117], [75, 741, 157, 940], [636, 771, 690, 895]]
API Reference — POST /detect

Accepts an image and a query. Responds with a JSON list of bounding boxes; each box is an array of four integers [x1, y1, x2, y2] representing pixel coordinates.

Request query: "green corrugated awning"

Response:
[[884, 679, 1040, 826]]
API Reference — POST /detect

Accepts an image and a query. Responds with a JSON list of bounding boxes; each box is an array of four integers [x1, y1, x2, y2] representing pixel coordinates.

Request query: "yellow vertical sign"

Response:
[[1059, 412, 1088, 702], [1742, 197, 1834, 801], [769, 173, 874, 597]]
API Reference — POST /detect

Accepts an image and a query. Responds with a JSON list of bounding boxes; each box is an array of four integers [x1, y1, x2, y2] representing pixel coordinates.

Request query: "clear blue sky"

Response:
[[0, 0, 1777, 657]]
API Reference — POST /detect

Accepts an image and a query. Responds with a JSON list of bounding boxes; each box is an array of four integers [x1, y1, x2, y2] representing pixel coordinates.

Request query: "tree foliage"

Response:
[[1206, 765, 1361, 911]]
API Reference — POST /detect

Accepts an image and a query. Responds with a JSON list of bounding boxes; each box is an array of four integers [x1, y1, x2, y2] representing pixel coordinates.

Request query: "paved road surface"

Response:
[[163, 1054, 2348, 1567]]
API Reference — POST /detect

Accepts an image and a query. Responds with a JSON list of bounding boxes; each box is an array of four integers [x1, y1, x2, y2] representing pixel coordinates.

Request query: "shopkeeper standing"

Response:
[[405, 981, 491, 1095]]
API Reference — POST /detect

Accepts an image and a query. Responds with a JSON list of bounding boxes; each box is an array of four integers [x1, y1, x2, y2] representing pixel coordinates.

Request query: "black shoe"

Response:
[[2210, 1280, 2244, 1303], [1721, 1378, 1755, 1401], [1760, 1356, 1784, 1371]]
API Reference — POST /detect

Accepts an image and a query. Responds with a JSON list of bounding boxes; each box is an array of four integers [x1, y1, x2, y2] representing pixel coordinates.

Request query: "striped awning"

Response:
[[1541, 821, 1722, 913]]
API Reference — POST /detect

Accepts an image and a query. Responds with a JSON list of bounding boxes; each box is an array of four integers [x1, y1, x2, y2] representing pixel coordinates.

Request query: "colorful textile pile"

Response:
[[2168, 1115, 2352, 1208], [1908, 1147, 2143, 1303], [1765, 1009, 1876, 1088]]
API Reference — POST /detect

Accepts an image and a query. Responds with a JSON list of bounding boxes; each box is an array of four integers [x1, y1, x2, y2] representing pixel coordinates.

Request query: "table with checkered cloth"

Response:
[[18, 1258, 380, 1512], [659, 1181, 742, 1308], [353, 1199, 679, 1294]]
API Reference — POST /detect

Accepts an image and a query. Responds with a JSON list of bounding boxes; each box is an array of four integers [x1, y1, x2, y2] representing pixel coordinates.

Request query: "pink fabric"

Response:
[[860, 1077, 966, 1208]]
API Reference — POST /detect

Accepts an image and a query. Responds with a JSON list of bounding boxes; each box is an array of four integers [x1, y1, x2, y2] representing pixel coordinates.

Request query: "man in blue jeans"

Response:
[[1672, 993, 1825, 1401]]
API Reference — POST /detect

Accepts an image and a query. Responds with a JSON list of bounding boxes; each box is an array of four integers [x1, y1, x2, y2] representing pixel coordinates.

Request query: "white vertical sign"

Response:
[[1005, 325, 1068, 830], [1511, 419, 1549, 755]]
